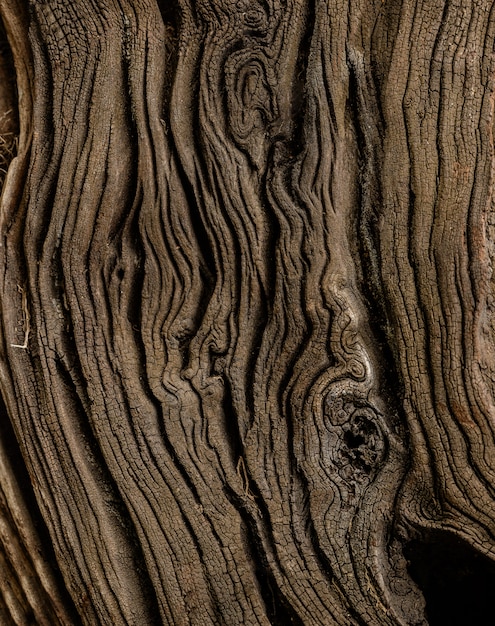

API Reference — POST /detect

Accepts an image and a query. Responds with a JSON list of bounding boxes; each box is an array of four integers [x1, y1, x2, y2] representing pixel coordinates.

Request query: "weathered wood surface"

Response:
[[0, 0, 494, 624]]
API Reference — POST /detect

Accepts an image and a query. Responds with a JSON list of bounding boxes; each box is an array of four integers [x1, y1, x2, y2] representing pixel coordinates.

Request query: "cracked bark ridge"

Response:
[[0, 0, 494, 624]]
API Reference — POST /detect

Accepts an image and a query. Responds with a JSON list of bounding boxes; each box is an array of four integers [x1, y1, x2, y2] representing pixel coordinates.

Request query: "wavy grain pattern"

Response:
[[0, 0, 494, 624]]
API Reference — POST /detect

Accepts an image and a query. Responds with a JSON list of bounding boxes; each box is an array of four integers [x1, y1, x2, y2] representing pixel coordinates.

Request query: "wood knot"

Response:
[[242, 7, 268, 36], [323, 394, 386, 480], [341, 409, 385, 475], [225, 52, 276, 167], [347, 358, 366, 381]]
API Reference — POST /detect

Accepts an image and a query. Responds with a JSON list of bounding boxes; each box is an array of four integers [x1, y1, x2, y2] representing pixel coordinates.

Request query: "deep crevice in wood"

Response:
[[0, 16, 18, 192], [405, 531, 495, 626]]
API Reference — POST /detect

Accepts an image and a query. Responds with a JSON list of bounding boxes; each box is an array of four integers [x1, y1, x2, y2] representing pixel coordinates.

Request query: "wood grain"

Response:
[[0, 0, 494, 624]]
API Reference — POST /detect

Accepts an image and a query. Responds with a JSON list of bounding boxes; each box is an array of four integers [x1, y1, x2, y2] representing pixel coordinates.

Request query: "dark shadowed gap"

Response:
[[285, 0, 315, 158], [155, 0, 179, 117], [346, 57, 383, 323], [0, 17, 18, 191], [156, 0, 179, 32], [346, 58, 407, 439], [405, 531, 495, 626]]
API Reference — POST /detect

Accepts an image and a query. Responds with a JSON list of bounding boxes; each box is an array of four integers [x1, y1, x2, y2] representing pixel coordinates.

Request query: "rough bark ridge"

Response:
[[0, 0, 494, 624]]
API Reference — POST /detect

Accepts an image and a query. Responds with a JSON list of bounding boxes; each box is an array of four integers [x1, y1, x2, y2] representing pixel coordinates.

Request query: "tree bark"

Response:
[[0, 1, 495, 624]]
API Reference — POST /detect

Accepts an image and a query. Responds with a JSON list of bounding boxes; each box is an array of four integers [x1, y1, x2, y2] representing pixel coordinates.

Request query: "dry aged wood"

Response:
[[0, 0, 494, 624]]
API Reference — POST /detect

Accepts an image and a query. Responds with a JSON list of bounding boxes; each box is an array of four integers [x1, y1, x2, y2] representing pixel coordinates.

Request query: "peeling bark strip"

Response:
[[0, 0, 494, 624]]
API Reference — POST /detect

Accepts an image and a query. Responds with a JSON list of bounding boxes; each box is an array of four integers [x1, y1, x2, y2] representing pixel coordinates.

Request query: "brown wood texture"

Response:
[[0, 0, 495, 624]]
